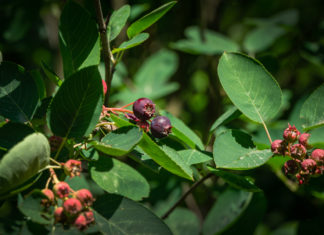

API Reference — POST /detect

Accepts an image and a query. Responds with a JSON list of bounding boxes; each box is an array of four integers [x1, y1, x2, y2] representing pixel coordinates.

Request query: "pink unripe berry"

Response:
[[301, 159, 317, 174], [64, 159, 82, 178], [310, 149, 324, 165], [53, 182, 70, 199], [41, 189, 54, 202], [150, 116, 172, 138], [84, 210, 95, 224], [299, 133, 311, 149], [74, 214, 87, 230], [54, 207, 65, 223], [75, 189, 94, 207], [102, 80, 107, 95], [283, 124, 300, 143], [63, 198, 83, 216], [291, 144, 307, 160], [271, 139, 285, 155], [133, 98, 155, 120], [284, 160, 299, 175]]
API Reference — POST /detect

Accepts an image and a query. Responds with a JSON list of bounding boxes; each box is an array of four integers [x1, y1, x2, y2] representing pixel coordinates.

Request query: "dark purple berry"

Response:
[[284, 160, 299, 175], [150, 116, 172, 138], [133, 98, 155, 120]]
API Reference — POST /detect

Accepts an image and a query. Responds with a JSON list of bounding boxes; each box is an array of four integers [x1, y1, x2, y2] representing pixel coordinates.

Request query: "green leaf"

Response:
[[127, 1, 177, 38], [41, 61, 62, 86], [210, 106, 242, 133], [18, 190, 53, 225], [59, 0, 100, 78], [108, 5, 131, 41], [300, 83, 324, 130], [165, 208, 200, 235], [208, 167, 261, 192], [171, 26, 239, 55], [161, 111, 204, 150], [202, 188, 253, 235], [30, 70, 46, 100], [90, 157, 149, 201], [0, 122, 34, 156], [129, 147, 161, 173], [48, 66, 103, 139], [213, 129, 273, 170], [112, 33, 149, 54], [93, 194, 172, 234], [0, 133, 50, 194], [178, 149, 212, 166], [110, 114, 193, 179], [139, 134, 193, 180], [243, 24, 285, 53], [217, 52, 282, 123], [93, 126, 143, 156], [0, 61, 39, 123]]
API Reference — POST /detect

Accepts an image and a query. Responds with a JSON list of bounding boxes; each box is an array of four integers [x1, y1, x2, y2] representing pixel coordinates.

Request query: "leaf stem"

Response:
[[262, 121, 272, 144], [50, 157, 62, 166], [161, 173, 213, 220], [94, 0, 112, 106]]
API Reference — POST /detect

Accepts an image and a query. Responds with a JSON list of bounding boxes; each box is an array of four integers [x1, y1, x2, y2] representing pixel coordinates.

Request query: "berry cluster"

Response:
[[130, 98, 172, 138], [42, 182, 95, 230], [271, 124, 324, 184]]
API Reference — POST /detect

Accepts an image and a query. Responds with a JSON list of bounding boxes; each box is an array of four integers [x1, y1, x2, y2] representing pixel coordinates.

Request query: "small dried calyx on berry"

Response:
[[283, 124, 300, 142], [64, 159, 82, 178], [133, 98, 155, 120], [300, 159, 317, 174], [151, 116, 172, 138], [290, 144, 307, 160], [284, 160, 299, 175], [53, 182, 70, 199]]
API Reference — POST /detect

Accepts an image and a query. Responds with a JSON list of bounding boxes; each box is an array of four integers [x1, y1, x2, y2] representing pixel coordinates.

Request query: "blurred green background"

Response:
[[1, 0, 324, 234]]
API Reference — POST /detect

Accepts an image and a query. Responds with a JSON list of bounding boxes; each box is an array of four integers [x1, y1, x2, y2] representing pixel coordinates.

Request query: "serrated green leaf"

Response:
[[59, 0, 100, 77], [202, 188, 253, 235], [217, 52, 282, 124], [139, 134, 193, 180], [178, 149, 212, 166], [93, 194, 172, 234], [129, 147, 161, 173], [48, 66, 103, 140], [213, 129, 273, 170], [108, 5, 130, 41], [0, 133, 50, 194], [93, 126, 143, 156], [161, 111, 204, 150], [127, 1, 176, 38], [0, 61, 39, 123], [90, 157, 149, 201], [112, 33, 149, 54], [208, 167, 261, 192], [300, 83, 324, 130], [171, 26, 239, 55], [210, 106, 242, 133], [18, 190, 53, 225]]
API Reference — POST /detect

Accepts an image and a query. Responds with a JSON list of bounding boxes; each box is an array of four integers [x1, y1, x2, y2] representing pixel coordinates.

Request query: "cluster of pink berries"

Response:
[[129, 98, 172, 138], [42, 182, 95, 230], [271, 124, 324, 184]]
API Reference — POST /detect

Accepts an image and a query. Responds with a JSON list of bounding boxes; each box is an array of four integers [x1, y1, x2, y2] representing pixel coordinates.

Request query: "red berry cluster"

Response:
[[271, 124, 324, 184], [130, 98, 172, 138], [42, 182, 95, 230]]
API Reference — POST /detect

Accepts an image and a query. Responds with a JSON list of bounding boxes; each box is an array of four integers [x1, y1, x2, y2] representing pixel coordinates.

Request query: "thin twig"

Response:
[[50, 157, 62, 167], [161, 173, 213, 220], [262, 121, 272, 144], [94, 0, 112, 106]]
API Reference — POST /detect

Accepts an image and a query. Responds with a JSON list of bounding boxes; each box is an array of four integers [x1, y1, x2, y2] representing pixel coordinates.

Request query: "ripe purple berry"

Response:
[[150, 116, 172, 138], [133, 98, 155, 120]]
